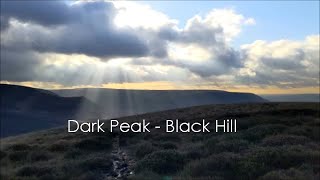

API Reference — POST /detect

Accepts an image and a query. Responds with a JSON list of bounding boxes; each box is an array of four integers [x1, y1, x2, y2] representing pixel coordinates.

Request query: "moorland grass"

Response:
[[1, 103, 319, 179]]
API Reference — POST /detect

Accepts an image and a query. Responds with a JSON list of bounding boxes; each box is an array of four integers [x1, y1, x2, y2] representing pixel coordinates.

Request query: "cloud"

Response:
[[244, 18, 256, 25], [0, 48, 190, 86], [1, 1, 149, 58], [164, 44, 242, 77], [0, 1, 74, 27], [0, 49, 40, 82], [1, 1, 253, 80], [0, 1, 318, 91], [143, 8, 253, 77], [238, 35, 320, 88], [174, 9, 253, 44], [113, 1, 178, 30], [157, 8, 253, 46], [0, 16, 9, 31]]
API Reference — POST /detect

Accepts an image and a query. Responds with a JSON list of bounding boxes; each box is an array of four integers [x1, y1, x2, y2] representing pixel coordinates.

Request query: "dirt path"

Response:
[[106, 135, 134, 179]]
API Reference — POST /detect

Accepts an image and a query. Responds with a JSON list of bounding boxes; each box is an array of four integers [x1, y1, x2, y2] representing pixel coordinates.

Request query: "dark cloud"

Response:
[[0, 48, 143, 85], [0, 1, 117, 27], [130, 46, 243, 78], [176, 48, 242, 77], [1, 1, 150, 58], [261, 57, 305, 71], [0, 16, 9, 31], [0, 49, 39, 82], [46, 27, 149, 58], [1, 1, 73, 27]]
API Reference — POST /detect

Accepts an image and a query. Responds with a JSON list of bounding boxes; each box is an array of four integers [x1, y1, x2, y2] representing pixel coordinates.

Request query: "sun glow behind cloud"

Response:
[[168, 43, 211, 63], [113, 1, 177, 30]]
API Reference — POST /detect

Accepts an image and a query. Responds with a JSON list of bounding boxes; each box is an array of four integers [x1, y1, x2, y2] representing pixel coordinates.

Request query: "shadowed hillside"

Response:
[[262, 94, 320, 102], [0, 84, 101, 137], [54, 88, 267, 118], [1, 103, 319, 179], [1, 84, 266, 137]]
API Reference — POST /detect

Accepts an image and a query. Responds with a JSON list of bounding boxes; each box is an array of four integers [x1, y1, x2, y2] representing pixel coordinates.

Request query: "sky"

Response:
[[143, 1, 320, 46], [0, 0, 319, 94]]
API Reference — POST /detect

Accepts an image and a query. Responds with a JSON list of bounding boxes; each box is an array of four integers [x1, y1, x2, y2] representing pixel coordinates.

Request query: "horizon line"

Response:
[[1, 83, 319, 95]]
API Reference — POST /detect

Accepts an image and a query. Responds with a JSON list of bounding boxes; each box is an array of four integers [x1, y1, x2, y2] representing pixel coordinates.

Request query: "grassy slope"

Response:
[[1, 102, 319, 180]]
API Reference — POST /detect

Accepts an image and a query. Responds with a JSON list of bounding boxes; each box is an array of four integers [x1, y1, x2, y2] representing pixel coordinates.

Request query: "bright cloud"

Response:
[[168, 43, 211, 62], [113, 1, 178, 30], [239, 35, 319, 88], [185, 8, 254, 42]]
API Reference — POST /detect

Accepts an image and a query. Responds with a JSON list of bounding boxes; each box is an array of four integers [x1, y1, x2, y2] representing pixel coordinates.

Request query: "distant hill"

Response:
[[261, 94, 320, 102], [0, 84, 100, 137], [0, 84, 266, 137], [53, 88, 267, 118]]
